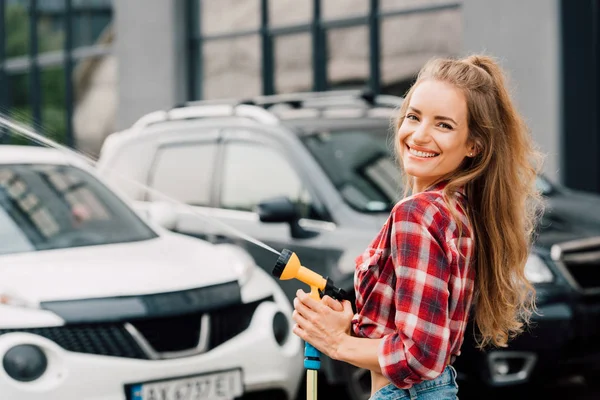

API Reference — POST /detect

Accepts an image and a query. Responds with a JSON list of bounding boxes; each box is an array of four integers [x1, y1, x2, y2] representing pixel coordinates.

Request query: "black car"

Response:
[[97, 90, 600, 400]]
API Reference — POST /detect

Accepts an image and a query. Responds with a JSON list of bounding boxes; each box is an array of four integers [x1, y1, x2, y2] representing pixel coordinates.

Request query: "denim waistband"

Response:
[[369, 366, 458, 400]]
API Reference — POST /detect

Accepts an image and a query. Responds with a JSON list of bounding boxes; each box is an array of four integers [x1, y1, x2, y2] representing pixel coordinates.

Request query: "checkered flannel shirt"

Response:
[[352, 181, 475, 388]]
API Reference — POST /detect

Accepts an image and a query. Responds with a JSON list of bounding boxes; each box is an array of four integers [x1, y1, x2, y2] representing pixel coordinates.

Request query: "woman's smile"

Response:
[[406, 144, 440, 159]]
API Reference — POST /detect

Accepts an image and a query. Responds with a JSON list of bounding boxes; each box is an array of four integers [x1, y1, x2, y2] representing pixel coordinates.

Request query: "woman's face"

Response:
[[397, 79, 475, 192]]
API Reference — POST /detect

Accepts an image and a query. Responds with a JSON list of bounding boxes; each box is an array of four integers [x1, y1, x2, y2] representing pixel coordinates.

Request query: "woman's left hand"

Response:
[[292, 289, 355, 360]]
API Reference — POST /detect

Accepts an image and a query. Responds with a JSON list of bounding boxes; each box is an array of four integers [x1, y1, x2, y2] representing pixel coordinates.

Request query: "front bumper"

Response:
[[455, 287, 600, 388], [0, 301, 303, 400]]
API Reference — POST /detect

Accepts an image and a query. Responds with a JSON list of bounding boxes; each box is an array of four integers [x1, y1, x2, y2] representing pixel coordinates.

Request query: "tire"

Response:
[[341, 363, 372, 400]]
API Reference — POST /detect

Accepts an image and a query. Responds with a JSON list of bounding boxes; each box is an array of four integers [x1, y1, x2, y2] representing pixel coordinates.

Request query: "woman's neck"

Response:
[[412, 177, 436, 194]]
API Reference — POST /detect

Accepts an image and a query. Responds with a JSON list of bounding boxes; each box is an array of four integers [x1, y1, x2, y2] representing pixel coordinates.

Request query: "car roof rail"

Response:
[[130, 103, 280, 131], [129, 90, 404, 132], [249, 91, 403, 120], [185, 89, 403, 111], [185, 89, 364, 108]]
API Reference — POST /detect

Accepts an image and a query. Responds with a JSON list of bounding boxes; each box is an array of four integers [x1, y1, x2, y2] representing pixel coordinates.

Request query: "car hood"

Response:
[[0, 233, 240, 303], [535, 189, 600, 249]]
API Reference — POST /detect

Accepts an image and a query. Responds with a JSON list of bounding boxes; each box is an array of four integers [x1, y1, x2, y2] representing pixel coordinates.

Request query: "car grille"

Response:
[[0, 297, 270, 359], [552, 237, 600, 294], [0, 324, 147, 359], [131, 312, 203, 353]]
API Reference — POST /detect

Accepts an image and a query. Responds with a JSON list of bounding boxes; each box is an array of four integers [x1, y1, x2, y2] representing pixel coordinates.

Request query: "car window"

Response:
[[301, 126, 554, 212], [149, 142, 217, 206], [0, 164, 157, 255], [220, 141, 319, 219], [301, 129, 403, 213]]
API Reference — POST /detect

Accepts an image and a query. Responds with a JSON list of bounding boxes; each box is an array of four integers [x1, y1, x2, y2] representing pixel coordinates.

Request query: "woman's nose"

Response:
[[411, 123, 431, 143]]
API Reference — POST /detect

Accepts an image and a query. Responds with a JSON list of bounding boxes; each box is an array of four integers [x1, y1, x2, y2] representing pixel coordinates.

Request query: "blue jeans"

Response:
[[369, 366, 458, 400]]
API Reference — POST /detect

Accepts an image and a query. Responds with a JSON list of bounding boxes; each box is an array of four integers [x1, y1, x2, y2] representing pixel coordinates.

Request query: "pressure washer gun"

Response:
[[272, 249, 348, 400]]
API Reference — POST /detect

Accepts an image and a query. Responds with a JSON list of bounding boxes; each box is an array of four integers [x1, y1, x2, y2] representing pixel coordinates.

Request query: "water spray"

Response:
[[0, 115, 349, 400], [0, 115, 281, 256]]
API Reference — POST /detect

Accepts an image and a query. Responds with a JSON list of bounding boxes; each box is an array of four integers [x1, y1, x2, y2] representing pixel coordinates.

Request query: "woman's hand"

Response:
[[292, 289, 354, 360]]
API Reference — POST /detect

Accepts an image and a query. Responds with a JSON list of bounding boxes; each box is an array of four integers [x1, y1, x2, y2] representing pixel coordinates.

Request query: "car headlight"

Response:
[[524, 254, 554, 283], [216, 244, 256, 285], [0, 289, 36, 308]]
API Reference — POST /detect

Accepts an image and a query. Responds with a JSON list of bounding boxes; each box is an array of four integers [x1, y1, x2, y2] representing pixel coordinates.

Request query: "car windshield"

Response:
[[0, 163, 157, 255], [301, 128, 402, 213], [301, 127, 554, 213]]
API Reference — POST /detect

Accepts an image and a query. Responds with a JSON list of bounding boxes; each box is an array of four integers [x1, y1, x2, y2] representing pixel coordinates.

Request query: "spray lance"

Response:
[[272, 248, 348, 400]]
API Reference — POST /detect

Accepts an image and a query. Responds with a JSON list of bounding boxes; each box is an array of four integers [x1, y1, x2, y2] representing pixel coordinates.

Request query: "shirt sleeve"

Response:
[[378, 196, 453, 387]]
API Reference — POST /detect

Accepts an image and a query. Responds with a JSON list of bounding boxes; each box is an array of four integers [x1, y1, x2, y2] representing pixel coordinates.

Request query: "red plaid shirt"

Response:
[[352, 181, 475, 388]]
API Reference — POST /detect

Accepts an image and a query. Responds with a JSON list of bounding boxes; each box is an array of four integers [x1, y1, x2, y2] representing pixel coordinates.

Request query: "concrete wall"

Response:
[[462, 0, 562, 182], [114, 0, 187, 131]]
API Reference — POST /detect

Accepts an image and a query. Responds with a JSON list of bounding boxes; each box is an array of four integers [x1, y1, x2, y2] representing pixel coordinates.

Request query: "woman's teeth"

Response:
[[408, 147, 439, 158]]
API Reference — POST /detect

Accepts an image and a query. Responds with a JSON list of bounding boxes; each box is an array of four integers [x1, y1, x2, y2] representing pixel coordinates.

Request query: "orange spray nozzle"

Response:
[[272, 249, 348, 301]]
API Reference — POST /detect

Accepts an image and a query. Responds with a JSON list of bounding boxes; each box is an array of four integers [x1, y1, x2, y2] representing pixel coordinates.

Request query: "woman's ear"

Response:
[[466, 139, 481, 158]]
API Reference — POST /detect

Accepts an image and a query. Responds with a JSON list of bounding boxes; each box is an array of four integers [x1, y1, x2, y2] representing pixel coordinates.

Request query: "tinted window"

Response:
[[220, 141, 317, 218], [301, 129, 402, 213], [0, 164, 157, 255], [149, 143, 217, 206]]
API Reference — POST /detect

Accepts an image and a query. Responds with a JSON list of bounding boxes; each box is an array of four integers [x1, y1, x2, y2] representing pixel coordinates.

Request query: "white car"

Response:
[[0, 145, 303, 400]]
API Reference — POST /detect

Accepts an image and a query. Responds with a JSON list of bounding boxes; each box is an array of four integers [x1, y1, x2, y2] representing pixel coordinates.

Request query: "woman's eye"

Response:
[[406, 114, 418, 121], [438, 122, 453, 130]]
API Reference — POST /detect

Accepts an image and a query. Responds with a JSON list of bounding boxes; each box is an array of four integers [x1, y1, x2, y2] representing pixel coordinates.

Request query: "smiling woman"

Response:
[[291, 55, 545, 400]]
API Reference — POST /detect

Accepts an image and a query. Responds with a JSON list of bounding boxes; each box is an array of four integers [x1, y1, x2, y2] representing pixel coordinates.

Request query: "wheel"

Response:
[[341, 363, 372, 400]]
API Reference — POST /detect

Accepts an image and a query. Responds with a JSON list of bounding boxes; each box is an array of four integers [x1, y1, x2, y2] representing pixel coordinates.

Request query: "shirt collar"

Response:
[[424, 180, 449, 193]]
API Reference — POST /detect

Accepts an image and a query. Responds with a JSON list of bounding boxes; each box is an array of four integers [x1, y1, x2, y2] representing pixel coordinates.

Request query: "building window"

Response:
[[0, 0, 113, 147], [187, 0, 462, 100]]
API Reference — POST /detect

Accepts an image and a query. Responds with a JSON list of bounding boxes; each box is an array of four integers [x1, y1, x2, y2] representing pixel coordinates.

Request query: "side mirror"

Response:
[[257, 196, 299, 223], [147, 201, 178, 231], [257, 196, 318, 239]]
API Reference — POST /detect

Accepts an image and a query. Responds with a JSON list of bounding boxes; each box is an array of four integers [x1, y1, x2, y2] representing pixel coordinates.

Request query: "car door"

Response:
[[141, 131, 221, 242], [183, 128, 342, 302]]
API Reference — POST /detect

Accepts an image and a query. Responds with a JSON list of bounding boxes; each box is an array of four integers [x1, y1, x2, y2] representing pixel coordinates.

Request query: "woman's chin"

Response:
[[402, 165, 428, 177]]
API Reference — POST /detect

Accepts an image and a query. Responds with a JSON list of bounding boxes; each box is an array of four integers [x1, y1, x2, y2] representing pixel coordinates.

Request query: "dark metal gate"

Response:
[[561, 0, 600, 193]]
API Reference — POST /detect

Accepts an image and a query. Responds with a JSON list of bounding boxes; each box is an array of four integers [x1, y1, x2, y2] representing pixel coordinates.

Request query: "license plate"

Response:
[[129, 369, 244, 400]]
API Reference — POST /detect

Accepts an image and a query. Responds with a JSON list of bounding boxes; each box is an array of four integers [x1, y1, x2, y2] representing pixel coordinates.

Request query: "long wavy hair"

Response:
[[394, 55, 545, 348]]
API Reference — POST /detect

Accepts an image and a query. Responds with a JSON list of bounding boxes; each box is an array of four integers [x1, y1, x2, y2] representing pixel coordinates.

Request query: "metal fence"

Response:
[[186, 0, 461, 101], [0, 0, 112, 146]]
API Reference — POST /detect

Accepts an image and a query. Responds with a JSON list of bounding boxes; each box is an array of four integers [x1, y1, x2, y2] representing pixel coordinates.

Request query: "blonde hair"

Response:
[[394, 55, 545, 348]]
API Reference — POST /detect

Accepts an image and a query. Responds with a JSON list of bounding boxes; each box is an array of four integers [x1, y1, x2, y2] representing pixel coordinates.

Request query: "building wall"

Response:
[[462, 0, 562, 183], [114, 0, 187, 131]]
